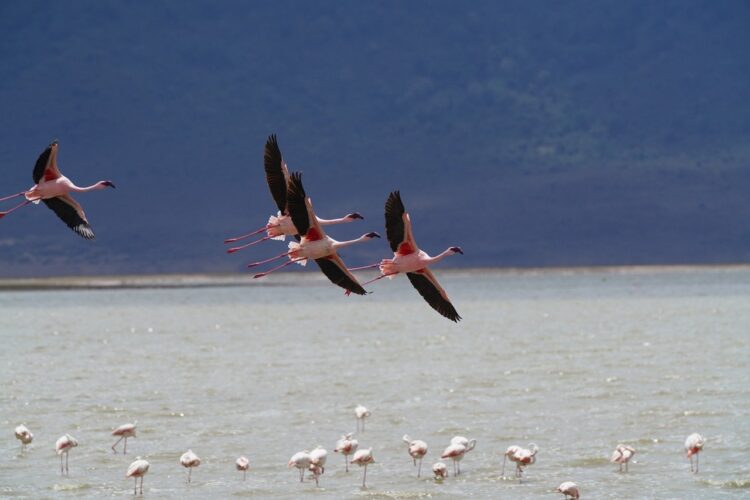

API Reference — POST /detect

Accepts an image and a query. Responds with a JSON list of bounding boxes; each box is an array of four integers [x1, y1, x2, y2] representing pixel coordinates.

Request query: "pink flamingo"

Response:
[[15, 424, 33, 451], [55, 434, 78, 475], [0, 141, 115, 239], [250, 172, 379, 295], [512, 443, 539, 481], [334, 433, 359, 472], [350, 447, 374, 488], [236, 456, 250, 480], [126, 457, 149, 495], [501, 445, 521, 477], [685, 433, 705, 473], [288, 450, 311, 482], [357, 191, 463, 321], [224, 134, 363, 252], [611, 444, 635, 472], [403, 435, 428, 477], [440, 437, 476, 475], [180, 449, 201, 482], [557, 481, 580, 499], [111, 421, 137, 454]]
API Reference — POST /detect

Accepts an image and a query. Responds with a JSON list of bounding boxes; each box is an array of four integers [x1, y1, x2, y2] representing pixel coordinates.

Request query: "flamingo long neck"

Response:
[[424, 248, 456, 266], [317, 215, 354, 225], [70, 182, 106, 193], [332, 234, 371, 250]]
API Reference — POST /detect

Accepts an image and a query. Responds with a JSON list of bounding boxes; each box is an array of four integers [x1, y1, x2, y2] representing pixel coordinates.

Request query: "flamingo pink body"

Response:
[[126, 458, 149, 495], [685, 433, 705, 473], [350, 447, 374, 488], [403, 435, 428, 477], [55, 434, 78, 475], [441, 437, 476, 475], [112, 422, 137, 454]]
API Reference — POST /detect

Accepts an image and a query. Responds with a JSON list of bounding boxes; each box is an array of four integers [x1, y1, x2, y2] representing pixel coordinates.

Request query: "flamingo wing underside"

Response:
[[264, 134, 289, 213], [384, 190, 405, 252], [32, 144, 61, 184], [315, 254, 367, 295], [42, 195, 95, 240], [286, 171, 310, 235], [406, 269, 461, 322]]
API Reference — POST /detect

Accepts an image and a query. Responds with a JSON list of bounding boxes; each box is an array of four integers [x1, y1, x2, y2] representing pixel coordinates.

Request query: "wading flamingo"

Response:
[[403, 435, 428, 477], [111, 422, 137, 454], [288, 450, 311, 482], [611, 444, 635, 472], [355, 405, 371, 432], [334, 433, 359, 472], [180, 449, 201, 482], [512, 443, 539, 481], [501, 445, 521, 477], [557, 481, 580, 499], [126, 457, 149, 495], [15, 424, 33, 451], [685, 433, 705, 473], [358, 191, 462, 321], [236, 456, 250, 480], [0, 141, 115, 239], [432, 461, 448, 480], [250, 172, 379, 295], [351, 447, 374, 488], [308, 463, 324, 486], [224, 134, 363, 252], [441, 437, 476, 475], [309, 446, 327, 474], [55, 433, 78, 475]]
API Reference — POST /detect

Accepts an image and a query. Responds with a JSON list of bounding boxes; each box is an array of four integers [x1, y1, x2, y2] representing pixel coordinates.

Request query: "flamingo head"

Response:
[[364, 232, 381, 239], [99, 180, 116, 189], [346, 212, 364, 220], [449, 246, 463, 255]]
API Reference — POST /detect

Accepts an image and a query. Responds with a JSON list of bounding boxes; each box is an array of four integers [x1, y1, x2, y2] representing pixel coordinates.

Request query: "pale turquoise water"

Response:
[[1, 267, 750, 498]]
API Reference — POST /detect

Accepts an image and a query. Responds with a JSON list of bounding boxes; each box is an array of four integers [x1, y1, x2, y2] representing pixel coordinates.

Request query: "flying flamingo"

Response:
[[15, 424, 33, 451], [355, 405, 371, 432], [432, 461, 448, 480], [350, 447, 374, 488], [236, 456, 250, 480], [0, 141, 115, 239], [441, 437, 476, 475], [611, 444, 635, 472], [685, 433, 705, 473], [334, 433, 359, 472], [111, 421, 137, 454], [126, 457, 149, 495], [224, 134, 363, 252], [288, 450, 311, 482], [180, 449, 201, 482], [357, 191, 463, 321], [501, 445, 521, 477], [55, 433, 78, 475], [250, 172, 380, 294], [309, 446, 327, 474], [403, 435, 428, 477], [557, 481, 580, 499], [512, 443, 539, 481]]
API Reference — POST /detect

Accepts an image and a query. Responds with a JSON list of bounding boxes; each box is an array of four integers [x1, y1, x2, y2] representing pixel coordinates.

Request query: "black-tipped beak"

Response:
[[348, 212, 364, 220], [452, 246, 464, 255], [366, 232, 381, 239], [103, 181, 116, 189]]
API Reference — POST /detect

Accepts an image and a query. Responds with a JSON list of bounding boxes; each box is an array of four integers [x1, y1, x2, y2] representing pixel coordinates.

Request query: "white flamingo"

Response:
[[111, 422, 137, 454], [334, 433, 359, 472], [55, 434, 78, 475], [351, 447, 374, 488], [441, 437, 476, 475], [126, 457, 149, 495], [288, 450, 311, 482], [355, 405, 371, 432], [15, 424, 33, 451], [432, 461, 448, 480], [180, 449, 201, 482], [501, 445, 521, 477], [236, 456, 250, 480], [611, 444, 635, 472], [557, 481, 580, 499], [309, 446, 327, 474], [685, 433, 705, 473], [403, 434, 428, 477]]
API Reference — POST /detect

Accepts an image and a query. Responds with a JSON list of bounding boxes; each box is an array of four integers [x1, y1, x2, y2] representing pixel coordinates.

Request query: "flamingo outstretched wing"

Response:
[[406, 268, 461, 322], [42, 194, 95, 239], [315, 254, 367, 295], [385, 190, 418, 255], [264, 134, 290, 214], [32, 141, 61, 184], [287, 172, 324, 241]]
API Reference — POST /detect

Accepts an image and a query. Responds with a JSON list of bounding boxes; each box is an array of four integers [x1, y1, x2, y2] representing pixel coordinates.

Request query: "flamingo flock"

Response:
[[10, 415, 710, 496]]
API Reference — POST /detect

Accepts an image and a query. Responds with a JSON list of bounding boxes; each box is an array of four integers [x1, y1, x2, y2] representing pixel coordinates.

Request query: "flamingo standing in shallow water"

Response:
[[224, 134, 363, 252], [55, 434, 78, 475], [350, 447, 374, 488], [355, 405, 371, 432], [180, 449, 201, 482], [441, 437, 476, 475], [358, 191, 463, 321], [288, 450, 311, 482], [501, 445, 521, 477], [126, 457, 149, 495], [557, 481, 580, 499], [403, 435, 428, 477], [611, 444, 635, 472], [111, 422, 137, 454], [250, 172, 379, 295], [334, 433, 359, 472], [432, 461, 448, 480], [685, 433, 705, 473], [0, 141, 115, 239], [15, 424, 33, 451], [309, 446, 327, 474], [512, 443, 538, 481], [236, 456, 250, 480]]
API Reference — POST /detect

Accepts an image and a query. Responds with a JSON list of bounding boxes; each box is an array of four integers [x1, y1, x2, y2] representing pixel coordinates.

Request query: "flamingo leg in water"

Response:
[[246, 250, 292, 268], [253, 258, 306, 279], [418, 458, 422, 478], [188, 467, 192, 483], [501, 455, 506, 477], [224, 224, 278, 243], [362, 464, 367, 488], [65, 451, 69, 474], [345, 456, 349, 473], [0, 191, 26, 202], [0, 200, 31, 218], [133, 477, 137, 495], [227, 235, 276, 253], [124, 437, 128, 454], [112, 436, 123, 453]]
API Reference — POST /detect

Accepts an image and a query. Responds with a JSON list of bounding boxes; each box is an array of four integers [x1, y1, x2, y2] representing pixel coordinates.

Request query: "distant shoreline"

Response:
[[1, 263, 748, 291]]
